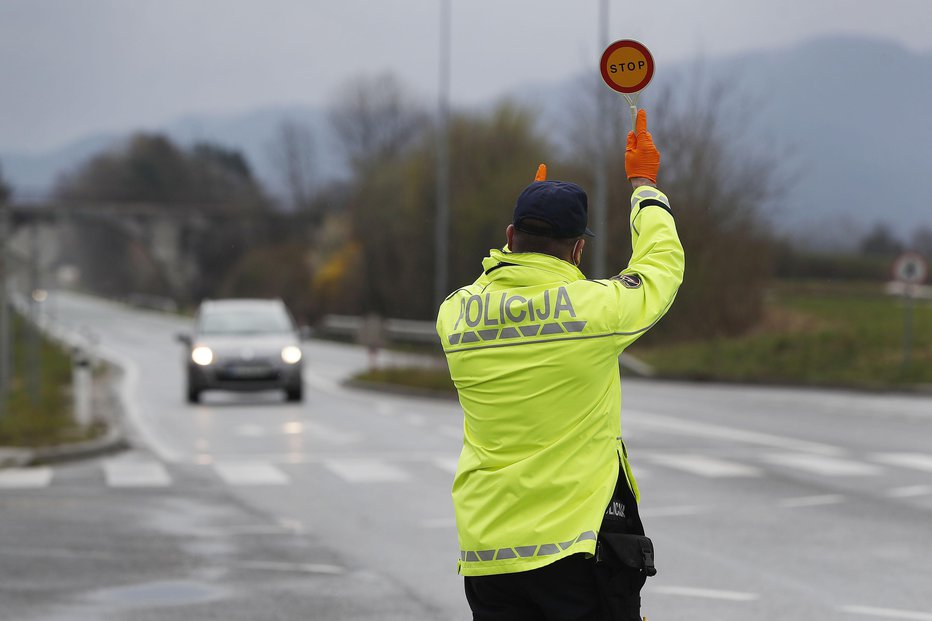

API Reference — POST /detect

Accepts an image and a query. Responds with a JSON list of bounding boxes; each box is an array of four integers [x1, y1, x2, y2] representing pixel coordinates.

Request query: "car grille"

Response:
[[216, 364, 280, 382]]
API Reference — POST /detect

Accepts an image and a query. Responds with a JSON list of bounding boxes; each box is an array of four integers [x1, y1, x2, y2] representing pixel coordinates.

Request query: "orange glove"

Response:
[[625, 109, 660, 183], [534, 163, 547, 181]]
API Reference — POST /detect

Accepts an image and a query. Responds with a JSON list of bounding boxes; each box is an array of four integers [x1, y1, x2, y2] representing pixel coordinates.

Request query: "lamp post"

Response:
[[434, 0, 452, 309]]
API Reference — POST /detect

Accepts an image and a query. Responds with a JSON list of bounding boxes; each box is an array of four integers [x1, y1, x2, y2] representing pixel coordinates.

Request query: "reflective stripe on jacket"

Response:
[[436, 185, 685, 576]]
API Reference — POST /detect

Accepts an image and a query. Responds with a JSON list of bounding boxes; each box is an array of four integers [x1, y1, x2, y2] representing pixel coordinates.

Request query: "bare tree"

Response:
[[328, 73, 428, 171], [566, 70, 783, 339], [269, 119, 317, 212]]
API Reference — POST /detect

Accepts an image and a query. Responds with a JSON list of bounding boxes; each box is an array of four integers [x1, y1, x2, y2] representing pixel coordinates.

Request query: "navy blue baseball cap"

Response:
[[513, 180, 595, 239]]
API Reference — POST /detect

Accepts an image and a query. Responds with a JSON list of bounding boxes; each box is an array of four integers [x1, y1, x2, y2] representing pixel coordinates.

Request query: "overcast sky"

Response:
[[1, 0, 929, 153]]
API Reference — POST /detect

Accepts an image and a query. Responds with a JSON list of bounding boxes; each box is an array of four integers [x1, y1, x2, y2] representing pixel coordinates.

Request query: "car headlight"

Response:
[[281, 345, 302, 364], [191, 346, 214, 366]]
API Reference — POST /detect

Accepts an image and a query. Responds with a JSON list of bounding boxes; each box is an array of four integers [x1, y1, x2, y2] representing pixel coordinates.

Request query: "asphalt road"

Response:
[[2, 290, 931, 620]]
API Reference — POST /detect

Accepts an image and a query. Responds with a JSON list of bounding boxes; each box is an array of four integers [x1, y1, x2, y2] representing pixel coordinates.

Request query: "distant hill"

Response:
[[2, 35, 930, 246], [702, 36, 932, 247], [0, 105, 341, 201]]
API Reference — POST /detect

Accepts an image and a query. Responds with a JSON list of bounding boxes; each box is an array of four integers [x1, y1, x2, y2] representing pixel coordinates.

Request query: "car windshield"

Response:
[[198, 305, 293, 335]]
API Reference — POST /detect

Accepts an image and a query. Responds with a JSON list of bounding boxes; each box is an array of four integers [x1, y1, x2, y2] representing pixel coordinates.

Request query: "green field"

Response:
[[354, 282, 932, 393], [633, 282, 932, 388], [0, 314, 97, 447]]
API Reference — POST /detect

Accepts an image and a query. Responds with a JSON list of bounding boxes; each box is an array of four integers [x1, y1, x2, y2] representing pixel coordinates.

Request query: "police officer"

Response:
[[436, 109, 683, 620]]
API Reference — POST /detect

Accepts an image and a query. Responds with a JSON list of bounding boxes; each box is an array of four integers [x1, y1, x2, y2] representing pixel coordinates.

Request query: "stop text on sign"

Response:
[[600, 39, 654, 94]]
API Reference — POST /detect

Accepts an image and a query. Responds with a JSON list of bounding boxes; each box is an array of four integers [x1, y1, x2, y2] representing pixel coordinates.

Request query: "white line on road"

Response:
[[872, 453, 932, 473], [234, 560, 345, 575], [840, 605, 932, 620], [886, 485, 932, 498], [99, 346, 184, 463], [646, 454, 761, 478], [103, 460, 172, 487], [0, 467, 53, 488], [778, 494, 846, 508], [323, 459, 409, 483], [648, 585, 758, 601], [764, 453, 881, 476], [303, 421, 359, 446], [433, 457, 459, 474], [213, 462, 290, 486], [639, 505, 705, 518], [626, 410, 843, 455]]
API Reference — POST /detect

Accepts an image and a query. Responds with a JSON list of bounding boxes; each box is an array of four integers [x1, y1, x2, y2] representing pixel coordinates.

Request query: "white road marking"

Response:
[[103, 460, 172, 487], [213, 461, 290, 486], [235, 560, 345, 575], [98, 346, 183, 463], [235, 424, 267, 438], [640, 505, 705, 518], [646, 454, 761, 478], [779, 494, 845, 508], [626, 410, 843, 455], [872, 453, 932, 473], [764, 453, 881, 476], [0, 467, 53, 488], [303, 421, 359, 446], [437, 426, 462, 439], [433, 457, 459, 474], [886, 485, 932, 498], [840, 605, 932, 620], [648, 585, 758, 601], [323, 459, 409, 483]]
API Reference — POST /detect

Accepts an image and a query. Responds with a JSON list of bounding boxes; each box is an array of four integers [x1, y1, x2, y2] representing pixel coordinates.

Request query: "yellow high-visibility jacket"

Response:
[[436, 186, 684, 576]]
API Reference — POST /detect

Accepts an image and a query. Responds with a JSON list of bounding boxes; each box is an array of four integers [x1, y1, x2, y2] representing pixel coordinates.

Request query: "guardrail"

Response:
[[319, 315, 439, 344], [318, 314, 655, 377]]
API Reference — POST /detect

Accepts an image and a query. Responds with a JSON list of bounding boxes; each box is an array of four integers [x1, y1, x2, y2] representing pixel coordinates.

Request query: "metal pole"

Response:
[[434, 0, 452, 309], [28, 218, 40, 405], [901, 287, 914, 372], [592, 0, 610, 278], [0, 201, 9, 417]]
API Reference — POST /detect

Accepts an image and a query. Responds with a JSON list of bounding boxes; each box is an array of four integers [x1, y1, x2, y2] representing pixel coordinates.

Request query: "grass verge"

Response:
[[632, 282, 932, 389], [353, 364, 455, 394], [351, 281, 932, 393], [0, 313, 102, 447]]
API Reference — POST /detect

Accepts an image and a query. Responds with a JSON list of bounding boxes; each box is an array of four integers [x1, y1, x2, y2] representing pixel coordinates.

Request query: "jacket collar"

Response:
[[480, 247, 586, 287]]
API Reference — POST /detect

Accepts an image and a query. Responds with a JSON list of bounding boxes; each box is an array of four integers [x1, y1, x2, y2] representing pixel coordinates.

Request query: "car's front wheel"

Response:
[[186, 372, 202, 404], [285, 383, 303, 402]]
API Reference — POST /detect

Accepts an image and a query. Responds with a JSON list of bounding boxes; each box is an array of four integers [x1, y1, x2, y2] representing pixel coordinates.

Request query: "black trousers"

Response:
[[465, 468, 646, 621]]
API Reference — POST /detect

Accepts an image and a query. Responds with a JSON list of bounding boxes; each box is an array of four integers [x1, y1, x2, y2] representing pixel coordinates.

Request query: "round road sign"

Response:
[[892, 251, 928, 284], [600, 39, 654, 94]]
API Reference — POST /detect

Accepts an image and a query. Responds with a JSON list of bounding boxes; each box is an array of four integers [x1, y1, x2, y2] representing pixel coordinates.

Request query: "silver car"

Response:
[[178, 298, 306, 403]]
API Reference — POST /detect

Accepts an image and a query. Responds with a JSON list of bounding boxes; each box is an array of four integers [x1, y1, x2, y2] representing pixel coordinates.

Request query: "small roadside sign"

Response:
[[892, 252, 928, 285], [891, 251, 928, 371], [599, 39, 655, 131]]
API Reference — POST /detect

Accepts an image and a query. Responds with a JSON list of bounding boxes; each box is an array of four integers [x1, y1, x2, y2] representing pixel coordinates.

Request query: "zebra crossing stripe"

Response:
[[433, 457, 459, 474], [647, 454, 761, 478], [214, 461, 290, 486], [764, 454, 881, 476], [323, 459, 409, 483], [0, 467, 53, 488], [649, 585, 758, 602], [840, 605, 932, 620], [872, 453, 932, 473], [103, 460, 172, 488]]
